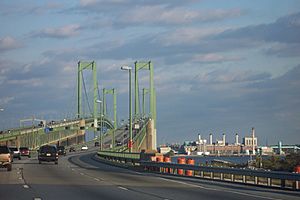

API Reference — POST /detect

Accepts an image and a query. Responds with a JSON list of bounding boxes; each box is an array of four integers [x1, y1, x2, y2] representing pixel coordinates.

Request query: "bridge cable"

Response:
[[81, 71, 92, 115]]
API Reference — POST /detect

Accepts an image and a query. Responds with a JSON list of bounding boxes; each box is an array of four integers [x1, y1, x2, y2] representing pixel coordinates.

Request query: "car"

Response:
[[57, 146, 66, 156], [69, 147, 76, 152], [94, 142, 99, 147], [38, 145, 58, 164], [9, 147, 21, 160], [0, 146, 12, 171], [20, 147, 31, 158], [81, 145, 88, 151], [115, 141, 122, 146]]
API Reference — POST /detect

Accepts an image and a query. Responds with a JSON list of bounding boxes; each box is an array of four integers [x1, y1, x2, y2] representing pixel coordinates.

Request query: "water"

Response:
[[171, 155, 271, 165]]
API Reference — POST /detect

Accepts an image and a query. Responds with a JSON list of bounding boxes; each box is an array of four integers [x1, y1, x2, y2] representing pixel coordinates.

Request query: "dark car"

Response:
[[9, 147, 21, 160], [57, 146, 66, 156], [94, 142, 100, 147], [0, 146, 12, 171], [69, 147, 76, 152], [38, 145, 58, 164], [20, 147, 31, 158]]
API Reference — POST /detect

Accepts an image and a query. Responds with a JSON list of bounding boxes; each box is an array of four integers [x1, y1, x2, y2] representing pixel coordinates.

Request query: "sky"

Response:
[[0, 0, 300, 146]]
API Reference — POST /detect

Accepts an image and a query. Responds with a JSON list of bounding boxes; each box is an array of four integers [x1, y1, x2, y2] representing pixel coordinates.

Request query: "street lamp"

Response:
[[121, 65, 133, 152], [96, 99, 103, 150]]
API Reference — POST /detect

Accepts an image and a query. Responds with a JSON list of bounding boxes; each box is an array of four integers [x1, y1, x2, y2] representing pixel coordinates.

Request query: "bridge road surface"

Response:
[[1, 149, 299, 200]]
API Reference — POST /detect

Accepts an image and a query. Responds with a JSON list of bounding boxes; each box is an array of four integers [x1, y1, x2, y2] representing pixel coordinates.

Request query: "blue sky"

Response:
[[0, 0, 300, 145]]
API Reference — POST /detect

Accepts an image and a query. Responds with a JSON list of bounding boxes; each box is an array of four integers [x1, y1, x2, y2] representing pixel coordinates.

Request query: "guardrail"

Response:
[[97, 151, 140, 163], [96, 151, 300, 191], [140, 161, 300, 190]]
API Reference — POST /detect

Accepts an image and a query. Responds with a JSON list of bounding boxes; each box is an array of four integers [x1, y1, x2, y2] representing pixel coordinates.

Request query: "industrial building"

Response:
[[192, 127, 258, 155]]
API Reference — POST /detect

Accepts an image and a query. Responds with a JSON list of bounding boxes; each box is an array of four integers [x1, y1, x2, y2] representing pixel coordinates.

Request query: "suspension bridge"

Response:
[[0, 60, 157, 153]]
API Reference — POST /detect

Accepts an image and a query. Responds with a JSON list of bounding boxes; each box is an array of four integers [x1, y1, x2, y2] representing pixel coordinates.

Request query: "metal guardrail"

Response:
[[96, 151, 300, 190], [140, 162, 300, 182], [97, 151, 140, 160]]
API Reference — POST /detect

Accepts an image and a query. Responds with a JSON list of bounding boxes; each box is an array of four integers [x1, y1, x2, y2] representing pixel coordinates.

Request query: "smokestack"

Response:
[[278, 141, 282, 155], [235, 133, 239, 145], [252, 127, 255, 155], [209, 133, 212, 145], [198, 134, 201, 142], [222, 133, 226, 146]]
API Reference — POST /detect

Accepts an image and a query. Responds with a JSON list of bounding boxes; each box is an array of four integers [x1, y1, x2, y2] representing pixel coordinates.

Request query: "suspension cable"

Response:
[[81, 71, 92, 115]]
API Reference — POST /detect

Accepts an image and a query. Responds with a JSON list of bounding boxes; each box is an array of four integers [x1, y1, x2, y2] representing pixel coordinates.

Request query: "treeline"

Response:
[[260, 153, 300, 172]]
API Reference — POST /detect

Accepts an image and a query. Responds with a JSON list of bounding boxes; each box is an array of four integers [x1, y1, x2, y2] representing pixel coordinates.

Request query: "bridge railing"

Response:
[[141, 162, 300, 190], [96, 152, 300, 190], [97, 151, 140, 161]]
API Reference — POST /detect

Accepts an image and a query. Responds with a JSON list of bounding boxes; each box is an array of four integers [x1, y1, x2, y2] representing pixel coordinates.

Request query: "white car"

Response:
[[81, 145, 88, 151]]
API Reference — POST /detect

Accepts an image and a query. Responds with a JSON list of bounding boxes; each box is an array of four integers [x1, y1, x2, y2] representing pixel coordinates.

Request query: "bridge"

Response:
[[0, 61, 157, 153], [1, 61, 299, 200]]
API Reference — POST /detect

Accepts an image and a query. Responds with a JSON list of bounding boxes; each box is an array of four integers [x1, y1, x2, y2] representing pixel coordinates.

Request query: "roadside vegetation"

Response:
[[259, 153, 300, 172]]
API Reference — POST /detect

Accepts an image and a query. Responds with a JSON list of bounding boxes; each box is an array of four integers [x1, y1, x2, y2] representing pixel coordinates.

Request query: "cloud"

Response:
[[219, 12, 300, 44], [195, 69, 271, 84], [156, 28, 226, 46], [0, 2, 63, 16], [0, 36, 22, 53], [191, 53, 243, 63], [79, 0, 199, 10], [0, 96, 15, 105], [264, 43, 300, 57], [119, 6, 241, 26], [8, 78, 43, 87], [75, 1, 241, 28], [31, 24, 81, 39], [84, 12, 300, 64]]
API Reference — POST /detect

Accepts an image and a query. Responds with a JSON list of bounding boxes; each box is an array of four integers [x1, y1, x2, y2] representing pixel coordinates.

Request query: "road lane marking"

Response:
[[158, 177, 283, 200], [80, 173, 85, 175], [118, 186, 129, 191], [34, 198, 42, 200], [23, 185, 29, 189], [94, 178, 100, 181], [19, 177, 23, 180]]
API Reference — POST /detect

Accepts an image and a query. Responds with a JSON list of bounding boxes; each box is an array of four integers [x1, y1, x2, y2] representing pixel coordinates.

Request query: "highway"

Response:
[[1, 148, 299, 200]]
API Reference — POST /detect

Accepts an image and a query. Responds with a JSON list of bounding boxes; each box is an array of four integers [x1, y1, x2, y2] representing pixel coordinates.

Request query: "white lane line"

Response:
[[71, 168, 75, 171], [80, 173, 85, 175], [34, 198, 42, 200], [23, 185, 29, 189], [118, 186, 129, 191], [18, 177, 23, 180], [158, 178, 283, 200], [94, 178, 100, 181]]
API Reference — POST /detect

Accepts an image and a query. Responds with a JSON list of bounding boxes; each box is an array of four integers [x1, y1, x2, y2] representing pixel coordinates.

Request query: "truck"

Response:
[[0, 146, 12, 171]]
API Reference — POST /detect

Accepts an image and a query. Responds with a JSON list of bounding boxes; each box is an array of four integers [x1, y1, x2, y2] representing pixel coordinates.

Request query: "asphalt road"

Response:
[[1, 148, 299, 200]]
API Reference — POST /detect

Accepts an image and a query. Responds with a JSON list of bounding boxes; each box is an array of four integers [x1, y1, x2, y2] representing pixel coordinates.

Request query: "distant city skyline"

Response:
[[0, 0, 299, 145]]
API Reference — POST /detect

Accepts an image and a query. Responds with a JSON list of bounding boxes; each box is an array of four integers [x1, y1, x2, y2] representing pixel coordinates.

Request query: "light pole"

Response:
[[121, 65, 133, 152], [96, 99, 102, 150]]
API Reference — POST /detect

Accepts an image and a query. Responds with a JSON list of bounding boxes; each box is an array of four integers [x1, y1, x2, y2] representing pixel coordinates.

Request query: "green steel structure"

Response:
[[102, 88, 117, 150], [102, 88, 117, 128], [77, 61, 98, 121], [0, 60, 156, 153], [134, 61, 156, 127], [142, 88, 149, 118]]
